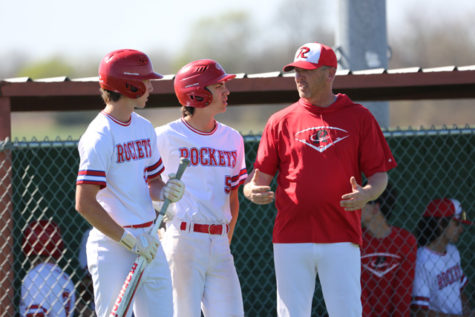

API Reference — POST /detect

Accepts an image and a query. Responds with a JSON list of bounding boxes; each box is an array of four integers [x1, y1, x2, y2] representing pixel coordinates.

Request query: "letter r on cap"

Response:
[[297, 47, 310, 59]]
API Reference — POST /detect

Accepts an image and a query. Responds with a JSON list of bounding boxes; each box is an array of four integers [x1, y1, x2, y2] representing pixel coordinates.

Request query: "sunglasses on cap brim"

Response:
[[454, 210, 472, 225]]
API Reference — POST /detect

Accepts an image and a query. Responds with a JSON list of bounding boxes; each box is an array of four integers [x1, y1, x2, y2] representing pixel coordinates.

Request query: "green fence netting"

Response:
[[0, 126, 473, 316]]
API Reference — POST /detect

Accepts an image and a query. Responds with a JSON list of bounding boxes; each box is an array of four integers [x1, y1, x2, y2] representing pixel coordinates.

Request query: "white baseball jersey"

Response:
[[156, 118, 247, 317], [412, 244, 468, 314], [20, 262, 75, 317], [155, 118, 247, 224], [76, 111, 173, 316], [77, 111, 164, 226]]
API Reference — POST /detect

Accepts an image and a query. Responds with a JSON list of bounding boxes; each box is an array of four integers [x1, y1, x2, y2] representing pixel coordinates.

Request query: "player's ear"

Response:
[[370, 204, 381, 217], [374, 202, 382, 212], [327, 67, 337, 80], [437, 218, 448, 237], [367, 201, 378, 214]]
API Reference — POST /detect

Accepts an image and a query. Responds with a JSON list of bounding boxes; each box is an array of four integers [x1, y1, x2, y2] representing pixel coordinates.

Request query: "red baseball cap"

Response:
[[423, 198, 472, 225], [283, 42, 338, 72]]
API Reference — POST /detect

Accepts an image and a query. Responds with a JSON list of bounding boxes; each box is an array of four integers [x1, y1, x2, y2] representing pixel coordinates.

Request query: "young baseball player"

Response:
[[155, 59, 247, 317], [244, 42, 397, 317], [75, 49, 185, 317], [411, 198, 472, 316], [361, 183, 417, 317], [20, 220, 75, 317]]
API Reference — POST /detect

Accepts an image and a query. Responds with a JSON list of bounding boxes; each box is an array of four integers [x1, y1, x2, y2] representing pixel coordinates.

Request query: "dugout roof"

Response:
[[1, 65, 475, 112]]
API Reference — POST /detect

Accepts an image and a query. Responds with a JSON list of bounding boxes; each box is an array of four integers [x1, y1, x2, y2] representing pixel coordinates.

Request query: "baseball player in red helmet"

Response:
[[243, 42, 397, 316], [155, 59, 247, 317], [411, 198, 473, 316], [20, 219, 75, 317], [75, 49, 185, 317]]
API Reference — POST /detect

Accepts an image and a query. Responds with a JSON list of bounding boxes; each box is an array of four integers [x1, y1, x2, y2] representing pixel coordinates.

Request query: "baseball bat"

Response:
[[109, 157, 191, 317]]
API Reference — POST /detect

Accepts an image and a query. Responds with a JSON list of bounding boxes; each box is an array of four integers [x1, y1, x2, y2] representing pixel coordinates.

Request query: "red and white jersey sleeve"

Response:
[[411, 244, 467, 315], [20, 263, 75, 317], [155, 119, 247, 224], [76, 112, 163, 226]]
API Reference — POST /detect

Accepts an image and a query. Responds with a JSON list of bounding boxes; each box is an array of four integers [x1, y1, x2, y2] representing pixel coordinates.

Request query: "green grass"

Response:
[[11, 124, 86, 141]]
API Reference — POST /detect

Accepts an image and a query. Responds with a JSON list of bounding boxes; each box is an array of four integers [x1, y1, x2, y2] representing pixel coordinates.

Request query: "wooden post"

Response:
[[0, 96, 13, 316]]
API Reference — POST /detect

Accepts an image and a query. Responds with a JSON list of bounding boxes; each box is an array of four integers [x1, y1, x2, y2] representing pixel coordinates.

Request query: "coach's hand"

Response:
[[243, 169, 274, 205], [340, 176, 370, 211], [119, 230, 159, 263], [160, 174, 185, 202]]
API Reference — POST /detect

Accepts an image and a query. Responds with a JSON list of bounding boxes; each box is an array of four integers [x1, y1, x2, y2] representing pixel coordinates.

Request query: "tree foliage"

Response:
[[389, 13, 475, 68], [173, 11, 254, 73], [16, 57, 75, 79], [5, 2, 475, 131]]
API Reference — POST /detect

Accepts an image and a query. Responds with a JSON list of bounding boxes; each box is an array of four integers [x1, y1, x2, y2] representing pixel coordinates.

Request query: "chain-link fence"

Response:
[[0, 126, 473, 316]]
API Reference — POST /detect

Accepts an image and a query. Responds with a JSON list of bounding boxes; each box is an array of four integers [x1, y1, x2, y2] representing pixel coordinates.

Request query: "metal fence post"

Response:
[[0, 96, 14, 317]]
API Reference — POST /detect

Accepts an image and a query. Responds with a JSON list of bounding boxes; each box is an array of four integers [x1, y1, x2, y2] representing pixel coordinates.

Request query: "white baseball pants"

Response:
[[274, 242, 362, 317], [87, 227, 173, 317], [162, 222, 244, 317]]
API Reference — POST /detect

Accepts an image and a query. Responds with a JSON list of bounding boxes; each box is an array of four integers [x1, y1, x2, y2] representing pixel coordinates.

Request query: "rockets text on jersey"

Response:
[[116, 138, 152, 163], [179, 147, 237, 168], [437, 264, 463, 290]]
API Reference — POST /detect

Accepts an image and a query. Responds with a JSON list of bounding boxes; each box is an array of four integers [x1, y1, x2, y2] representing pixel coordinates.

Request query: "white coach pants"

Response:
[[273, 242, 362, 317]]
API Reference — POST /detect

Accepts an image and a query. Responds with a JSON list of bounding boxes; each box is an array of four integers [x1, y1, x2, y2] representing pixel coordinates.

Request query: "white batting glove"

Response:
[[119, 230, 160, 263], [160, 173, 185, 202]]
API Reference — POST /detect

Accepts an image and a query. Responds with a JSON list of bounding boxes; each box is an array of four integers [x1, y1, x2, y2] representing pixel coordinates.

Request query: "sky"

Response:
[[3, 0, 475, 136], [1, 0, 475, 67]]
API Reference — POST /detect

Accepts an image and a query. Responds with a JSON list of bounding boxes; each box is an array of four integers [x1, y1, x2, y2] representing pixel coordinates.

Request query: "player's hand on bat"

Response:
[[244, 169, 275, 205], [119, 230, 160, 263], [161, 173, 185, 202], [340, 176, 371, 211]]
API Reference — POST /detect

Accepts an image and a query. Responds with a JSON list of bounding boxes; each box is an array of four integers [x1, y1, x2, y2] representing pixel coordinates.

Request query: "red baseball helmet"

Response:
[[174, 59, 236, 108], [22, 220, 64, 260], [99, 49, 163, 99]]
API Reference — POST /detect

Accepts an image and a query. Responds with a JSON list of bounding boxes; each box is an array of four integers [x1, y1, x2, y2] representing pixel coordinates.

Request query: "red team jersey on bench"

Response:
[[361, 227, 417, 316]]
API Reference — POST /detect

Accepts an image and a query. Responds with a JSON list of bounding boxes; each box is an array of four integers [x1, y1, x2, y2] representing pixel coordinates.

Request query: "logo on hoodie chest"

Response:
[[361, 253, 401, 278], [295, 126, 349, 153]]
